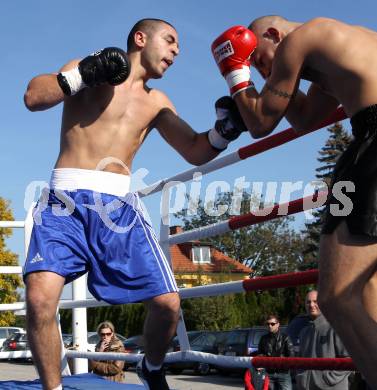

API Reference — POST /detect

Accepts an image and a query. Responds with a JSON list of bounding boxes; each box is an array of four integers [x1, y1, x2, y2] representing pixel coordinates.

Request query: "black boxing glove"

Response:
[[208, 96, 248, 150], [57, 47, 131, 96]]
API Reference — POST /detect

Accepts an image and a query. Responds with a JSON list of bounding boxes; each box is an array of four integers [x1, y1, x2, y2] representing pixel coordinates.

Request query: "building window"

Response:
[[192, 246, 211, 264]]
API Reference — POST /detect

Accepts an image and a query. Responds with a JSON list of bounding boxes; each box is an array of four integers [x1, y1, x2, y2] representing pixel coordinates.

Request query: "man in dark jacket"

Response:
[[258, 314, 294, 390]]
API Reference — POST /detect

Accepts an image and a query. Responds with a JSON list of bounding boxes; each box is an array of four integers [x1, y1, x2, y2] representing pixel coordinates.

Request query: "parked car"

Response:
[[1, 331, 31, 361], [61, 333, 73, 349], [216, 326, 287, 375], [218, 327, 265, 357], [0, 327, 25, 351], [166, 331, 226, 375], [168, 330, 205, 353]]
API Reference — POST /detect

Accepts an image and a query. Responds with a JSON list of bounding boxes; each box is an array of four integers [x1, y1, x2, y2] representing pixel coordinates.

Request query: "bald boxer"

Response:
[[212, 16, 377, 389], [24, 18, 246, 390]]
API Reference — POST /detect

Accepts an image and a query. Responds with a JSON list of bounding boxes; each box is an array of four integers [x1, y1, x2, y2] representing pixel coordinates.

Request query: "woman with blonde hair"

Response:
[[89, 321, 125, 383]]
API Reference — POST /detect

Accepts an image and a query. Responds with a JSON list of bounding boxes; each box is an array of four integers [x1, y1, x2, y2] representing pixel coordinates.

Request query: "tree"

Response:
[[302, 122, 352, 268], [0, 198, 22, 326], [174, 190, 309, 326], [60, 303, 146, 337], [175, 191, 307, 276]]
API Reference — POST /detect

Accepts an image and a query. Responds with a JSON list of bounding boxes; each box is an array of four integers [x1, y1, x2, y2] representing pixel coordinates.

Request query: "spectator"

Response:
[[257, 314, 294, 390], [245, 366, 269, 390], [296, 290, 351, 390], [89, 321, 125, 383]]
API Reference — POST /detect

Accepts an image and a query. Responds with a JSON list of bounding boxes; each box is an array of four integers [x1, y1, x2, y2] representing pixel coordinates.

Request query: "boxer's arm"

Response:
[[24, 59, 80, 111], [235, 31, 340, 138], [234, 34, 302, 138], [153, 94, 221, 165], [155, 107, 221, 166], [284, 84, 339, 132]]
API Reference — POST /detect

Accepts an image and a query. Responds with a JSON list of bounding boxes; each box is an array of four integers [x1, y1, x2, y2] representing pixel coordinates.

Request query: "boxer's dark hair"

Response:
[[127, 18, 176, 51]]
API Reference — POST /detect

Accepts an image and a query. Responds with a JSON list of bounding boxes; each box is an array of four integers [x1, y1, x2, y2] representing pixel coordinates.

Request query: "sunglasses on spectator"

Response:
[[100, 332, 112, 336], [266, 322, 278, 326]]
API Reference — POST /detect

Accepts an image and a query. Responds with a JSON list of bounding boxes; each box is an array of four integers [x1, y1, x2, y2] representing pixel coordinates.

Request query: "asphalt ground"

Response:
[[0, 361, 244, 389]]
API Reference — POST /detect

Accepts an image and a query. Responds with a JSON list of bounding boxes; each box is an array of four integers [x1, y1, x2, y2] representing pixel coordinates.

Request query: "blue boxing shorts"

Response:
[[24, 168, 178, 304]]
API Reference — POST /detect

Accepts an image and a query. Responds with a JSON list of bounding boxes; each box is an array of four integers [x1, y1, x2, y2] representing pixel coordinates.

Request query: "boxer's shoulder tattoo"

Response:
[[265, 83, 292, 99]]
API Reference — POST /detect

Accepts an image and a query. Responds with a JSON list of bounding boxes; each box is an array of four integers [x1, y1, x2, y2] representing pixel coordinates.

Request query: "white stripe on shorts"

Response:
[[144, 223, 177, 290], [133, 194, 177, 292], [136, 213, 173, 292]]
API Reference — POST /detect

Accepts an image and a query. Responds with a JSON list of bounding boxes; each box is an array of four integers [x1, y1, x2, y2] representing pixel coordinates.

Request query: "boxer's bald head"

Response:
[[248, 15, 288, 35], [127, 18, 176, 51], [248, 15, 300, 79]]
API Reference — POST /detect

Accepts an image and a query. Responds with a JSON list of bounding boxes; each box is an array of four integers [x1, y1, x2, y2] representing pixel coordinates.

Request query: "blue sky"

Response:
[[2, 0, 377, 267]]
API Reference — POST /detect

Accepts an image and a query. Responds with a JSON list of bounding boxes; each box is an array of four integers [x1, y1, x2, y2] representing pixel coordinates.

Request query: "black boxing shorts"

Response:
[[322, 104, 377, 237]]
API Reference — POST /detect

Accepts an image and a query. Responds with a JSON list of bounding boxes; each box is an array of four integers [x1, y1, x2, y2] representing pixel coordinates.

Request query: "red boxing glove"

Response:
[[212, 26, 257, 97]]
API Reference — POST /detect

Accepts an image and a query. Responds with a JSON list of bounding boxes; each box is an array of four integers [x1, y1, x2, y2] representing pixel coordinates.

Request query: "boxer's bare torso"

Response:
[[239, 17, 377, 136], [56, 65, 174, 174], [290, 18, 377, 116], [24, 22, 220, 173]]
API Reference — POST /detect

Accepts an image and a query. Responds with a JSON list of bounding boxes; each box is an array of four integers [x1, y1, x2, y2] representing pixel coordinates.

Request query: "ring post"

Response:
[[72, 275, 88, 374], [24, 203, 35, 260], [57, 312, 71, 375]]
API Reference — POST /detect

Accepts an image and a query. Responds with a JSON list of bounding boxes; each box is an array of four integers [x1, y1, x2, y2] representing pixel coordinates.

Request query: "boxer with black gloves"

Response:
[[57, 47, 131, 96], [212, 16, 377, 389], [23, 18, 245, 390]]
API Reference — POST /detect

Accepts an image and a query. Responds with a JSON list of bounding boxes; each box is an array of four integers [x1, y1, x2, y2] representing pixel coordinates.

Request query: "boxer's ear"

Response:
[[134, 31, 147, 48], [265, 27, 281, 43]]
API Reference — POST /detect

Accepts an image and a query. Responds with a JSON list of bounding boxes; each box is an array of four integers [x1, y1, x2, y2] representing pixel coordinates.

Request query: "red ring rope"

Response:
[[242, 269, 318, 291], [239, 107, 346, 160], [252, 356, 356, 371]]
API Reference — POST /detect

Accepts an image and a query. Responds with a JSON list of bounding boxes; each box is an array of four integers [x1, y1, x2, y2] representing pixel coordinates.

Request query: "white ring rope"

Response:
[[0, 221, 25, 228], [179, 280, 243, 299], [0, 349, 354, 372], [0, 266, 23, 274], [167, 221, 230, 245], [0, 281, 244, 312], [0, 349, 251, 368], [66, 350, 252, 369], [138, 152, 241, 197]]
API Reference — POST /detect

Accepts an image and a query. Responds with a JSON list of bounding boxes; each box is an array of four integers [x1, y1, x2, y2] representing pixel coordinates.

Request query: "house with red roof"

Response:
[[169, 226, 252, 288]]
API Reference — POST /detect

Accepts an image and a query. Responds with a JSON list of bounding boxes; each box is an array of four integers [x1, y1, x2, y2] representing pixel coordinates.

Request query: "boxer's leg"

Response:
[[143, 292, 180, 365], [319, 222, 377, 389], [26, 271, 65, 390]]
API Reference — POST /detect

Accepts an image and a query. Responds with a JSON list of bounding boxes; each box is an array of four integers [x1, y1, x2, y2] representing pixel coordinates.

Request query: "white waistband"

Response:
[[50, 168, 131, 196]]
